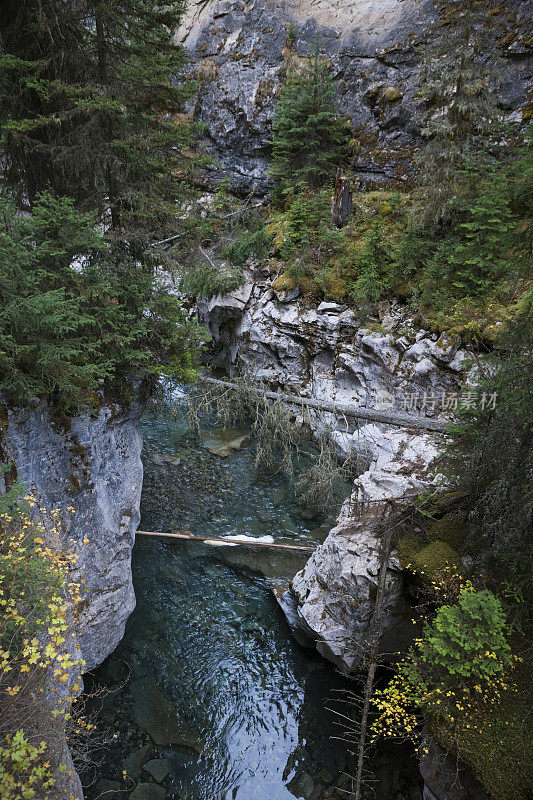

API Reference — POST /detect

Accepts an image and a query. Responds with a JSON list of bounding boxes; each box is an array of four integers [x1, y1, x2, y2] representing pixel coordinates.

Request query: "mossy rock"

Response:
[[298, 276, 322, 301], [413, 540, 461, 579], [382, 86, 403, 103], [272, 273, 297, 292], [397, 535, 423, 570], [427, 513, 469, 551], [431, 660, 533, 800], [322, 271, 348, 302], [397, 536, 460, 581]]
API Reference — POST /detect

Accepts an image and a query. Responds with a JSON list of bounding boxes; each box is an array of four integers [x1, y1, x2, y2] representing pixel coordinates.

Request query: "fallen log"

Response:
[[136, 530, 315, 551], [199, 376, 448, 433]]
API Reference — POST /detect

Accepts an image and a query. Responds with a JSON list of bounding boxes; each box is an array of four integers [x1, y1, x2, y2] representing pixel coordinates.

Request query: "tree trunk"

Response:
[[200, 377, 447, 433], [332, 168, 353, 227], [353, 508, 395, 800]]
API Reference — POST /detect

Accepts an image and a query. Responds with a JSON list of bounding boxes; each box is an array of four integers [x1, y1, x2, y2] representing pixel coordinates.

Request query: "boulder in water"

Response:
[[144, 758, 170, 783], [123, 743, 152, 781], [130, 783, 166, 800]]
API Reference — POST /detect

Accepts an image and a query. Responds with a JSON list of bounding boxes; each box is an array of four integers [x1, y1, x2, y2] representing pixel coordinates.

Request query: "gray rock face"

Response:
[[2, 400, 143, 671], [198, 270, 469, 423], [288, 427, 439, 671], [178, 0, 531, 192]]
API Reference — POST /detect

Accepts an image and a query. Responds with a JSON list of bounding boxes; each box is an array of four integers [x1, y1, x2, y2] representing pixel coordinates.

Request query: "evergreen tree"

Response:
[[270, 50, 350, 201], [444, 302, 533, 579], [0, 0, 200, 256], [0, 193, 202, 411], [414, 0, 506, 226]]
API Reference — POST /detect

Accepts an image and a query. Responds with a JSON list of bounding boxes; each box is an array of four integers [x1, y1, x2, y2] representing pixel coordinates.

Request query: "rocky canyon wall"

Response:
[[2, 400, 143, 673], [178, 0, 531, 193], [197, 267, 472, 672]]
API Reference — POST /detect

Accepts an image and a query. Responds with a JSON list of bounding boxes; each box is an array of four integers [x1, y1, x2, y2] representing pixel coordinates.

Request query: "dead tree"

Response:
[[331, 168, 353, 227]]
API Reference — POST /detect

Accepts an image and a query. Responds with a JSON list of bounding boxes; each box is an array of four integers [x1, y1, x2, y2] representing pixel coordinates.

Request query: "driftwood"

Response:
[[200, 376, 447, 433], [136, 530, 314, 551]]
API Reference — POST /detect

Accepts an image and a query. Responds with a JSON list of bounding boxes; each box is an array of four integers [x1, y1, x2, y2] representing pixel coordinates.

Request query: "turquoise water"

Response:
[[83, 402, 420, 800]]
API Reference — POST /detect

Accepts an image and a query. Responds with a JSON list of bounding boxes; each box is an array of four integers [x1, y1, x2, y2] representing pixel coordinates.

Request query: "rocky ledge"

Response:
[[281, 428, 440, 671]]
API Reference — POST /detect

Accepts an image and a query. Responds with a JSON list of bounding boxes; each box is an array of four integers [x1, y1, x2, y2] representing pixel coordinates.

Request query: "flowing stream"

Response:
[[83, 399, 419, 800]]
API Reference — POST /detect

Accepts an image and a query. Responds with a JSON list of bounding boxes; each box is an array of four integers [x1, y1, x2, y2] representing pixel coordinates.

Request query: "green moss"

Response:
[[272, 273, 297, 292], [414, 541, 461, 578], [397, 535, 423, 569], [432, 661, 533, 800], [427, 513, 469, 551], [397, 536, 460, 580], [322, 270, 348, 301], [298, 276, 322, 302]]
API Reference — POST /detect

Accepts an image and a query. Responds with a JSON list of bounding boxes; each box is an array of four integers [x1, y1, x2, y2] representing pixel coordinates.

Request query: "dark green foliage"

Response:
[[444, 304, 533, 581], [420, 167, 515, 304], [279, 190, 341, 268], [0, 0, 200, 257], [0, 194, 202, 411], [350, 223, 391, 304], [414, 0, 506, 226], [419, 588, 512, 680], [270, 50, 350, 200], [223, 228, 272, 266], [181, 262, 245, 300]]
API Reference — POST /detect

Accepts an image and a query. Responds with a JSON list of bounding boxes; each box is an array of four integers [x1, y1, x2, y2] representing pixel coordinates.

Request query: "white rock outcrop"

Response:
[[199, 270, 469, 671]]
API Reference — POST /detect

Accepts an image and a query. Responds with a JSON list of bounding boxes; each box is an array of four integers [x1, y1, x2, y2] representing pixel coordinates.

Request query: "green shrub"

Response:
[[420, 587, 512, 679], [181, 262, 245, 299], [223, 228, 272, 265], [0, 732, 55, 800], [350, 223, 391, 304]]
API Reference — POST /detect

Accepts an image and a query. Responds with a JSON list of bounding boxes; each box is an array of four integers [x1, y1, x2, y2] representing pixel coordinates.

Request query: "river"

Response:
[[82, 399, 420, 800]]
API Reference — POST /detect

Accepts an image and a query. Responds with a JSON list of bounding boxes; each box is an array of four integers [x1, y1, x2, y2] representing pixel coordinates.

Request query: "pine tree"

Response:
[[413, 0, 506, 226], [0, 1, 204, 408], [0, 193, 202, 410], [0, 0, 200, 256], [270, 49, 350, 201]]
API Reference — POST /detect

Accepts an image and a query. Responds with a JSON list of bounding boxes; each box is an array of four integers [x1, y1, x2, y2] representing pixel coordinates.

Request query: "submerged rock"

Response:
[[94, 779, 122, 798], [123, 743, 152, 782], [200, 427, 250, 457], [130, 783, 166, 800], [132, 678, 202, 751], [144, 758, 170, 783]]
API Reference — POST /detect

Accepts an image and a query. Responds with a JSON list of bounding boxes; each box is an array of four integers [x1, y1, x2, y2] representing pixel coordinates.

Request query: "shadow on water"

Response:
[[81, 400, 421, 800]]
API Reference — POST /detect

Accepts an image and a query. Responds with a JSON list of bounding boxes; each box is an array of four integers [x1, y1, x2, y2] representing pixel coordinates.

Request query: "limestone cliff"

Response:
[[178, 0, 531, 192], [197, 268, 471, 671], [2, 400, 143, 672]]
